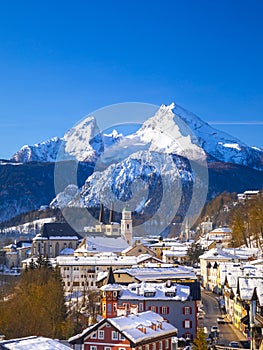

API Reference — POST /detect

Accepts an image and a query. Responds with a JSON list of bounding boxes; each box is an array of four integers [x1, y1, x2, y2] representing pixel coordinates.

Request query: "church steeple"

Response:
[[121, 208, 132, 245], [106, 266, 116, 285]]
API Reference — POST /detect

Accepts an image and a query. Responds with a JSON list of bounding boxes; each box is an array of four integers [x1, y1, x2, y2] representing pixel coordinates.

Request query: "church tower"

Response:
[[121, 208, 132, 245]]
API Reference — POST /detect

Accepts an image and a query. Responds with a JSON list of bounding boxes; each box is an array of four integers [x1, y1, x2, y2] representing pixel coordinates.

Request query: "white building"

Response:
[[55, 253, 159, 294]]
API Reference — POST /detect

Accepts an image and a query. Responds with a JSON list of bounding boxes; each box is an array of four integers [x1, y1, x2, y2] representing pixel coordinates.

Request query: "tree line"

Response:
[[0, 256, 88, 340], [230, 192, 263, 248]]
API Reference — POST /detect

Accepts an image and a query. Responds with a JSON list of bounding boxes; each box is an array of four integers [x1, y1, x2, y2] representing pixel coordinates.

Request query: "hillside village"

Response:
[[0, 190, 262, 349]]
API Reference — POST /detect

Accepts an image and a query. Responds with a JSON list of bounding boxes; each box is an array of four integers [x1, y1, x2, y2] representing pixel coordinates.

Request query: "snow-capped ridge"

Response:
[[10, 102, 263, 171]]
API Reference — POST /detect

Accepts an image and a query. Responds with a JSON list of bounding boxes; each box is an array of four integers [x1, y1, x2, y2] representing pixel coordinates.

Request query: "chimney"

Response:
[[116, 306, 127, 317], [152, 323, 157, 331], [130, 304, 138, 315], [137, 325, 147, 334], [166, 280, 172, 288], [136, 285, 140, 295]]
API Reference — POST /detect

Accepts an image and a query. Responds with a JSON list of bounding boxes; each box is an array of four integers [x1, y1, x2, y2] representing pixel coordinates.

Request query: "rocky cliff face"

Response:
[[2, 103, 263, 228]]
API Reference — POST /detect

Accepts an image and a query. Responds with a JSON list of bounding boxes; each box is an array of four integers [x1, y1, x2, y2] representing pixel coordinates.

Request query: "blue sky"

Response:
[[0, 0, 263, 159]]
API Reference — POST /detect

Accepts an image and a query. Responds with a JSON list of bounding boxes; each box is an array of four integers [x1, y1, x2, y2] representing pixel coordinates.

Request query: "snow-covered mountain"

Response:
[[11, 137, 63, 163], [11, 116, 104, 163], [3, 103, 263, 230], [11, 103, 263, 171]]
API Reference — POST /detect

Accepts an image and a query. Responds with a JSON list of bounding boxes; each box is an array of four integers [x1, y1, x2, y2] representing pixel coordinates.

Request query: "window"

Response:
[[112, 331, 118, 340], [119, 333, 125, 340], [103, 303, 106, 312], [91, 346, 97, 350], [152, 343, 156, 350], [165, 340, 169, 349], [91, 332, 97, 339], [161, 306, 168, 314], [183, 320, 192, 329], [123, 303, 130, 310], [183, 306, 192, 315], [145, 345, 149, 350], [139, 303, 144, 311], [105, 348, 111, 350], [98, 330, 104, 339], [159, 341, 163, 350], [149, 306, 157, 312], [107, 304, 112, 313], [185, 333, 192, 341]]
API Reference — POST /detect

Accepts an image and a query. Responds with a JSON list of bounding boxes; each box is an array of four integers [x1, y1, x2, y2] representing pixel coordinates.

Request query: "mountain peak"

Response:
[[10, 103, 263, 171]]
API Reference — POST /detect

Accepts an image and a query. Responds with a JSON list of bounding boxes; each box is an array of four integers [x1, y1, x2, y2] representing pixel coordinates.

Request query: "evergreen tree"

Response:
[[187, 243, 205, 265], [192, 329, 208, 350]]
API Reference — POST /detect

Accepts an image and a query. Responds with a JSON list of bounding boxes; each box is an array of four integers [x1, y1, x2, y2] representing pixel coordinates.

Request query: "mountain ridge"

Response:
[[2, 103, 262, 231]]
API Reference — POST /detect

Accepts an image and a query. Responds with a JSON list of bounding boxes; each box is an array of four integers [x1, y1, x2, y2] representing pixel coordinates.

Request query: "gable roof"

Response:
[[0, 336, 70, 349], [41, 223, 82, 240], [68, 311, 177, 346]]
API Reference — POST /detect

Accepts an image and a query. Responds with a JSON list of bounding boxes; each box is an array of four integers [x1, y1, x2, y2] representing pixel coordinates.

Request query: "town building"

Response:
[[237, 190, 260, 201], [31, 222, 82, 258], [121, 242, 156, 257], [206, 227, 232, 242], [74, 235, 130, 256], [1, 240, 31, 271], [55, 253, 161, 294], [100, 279, 196, 340], [68, 311, 177, 350]]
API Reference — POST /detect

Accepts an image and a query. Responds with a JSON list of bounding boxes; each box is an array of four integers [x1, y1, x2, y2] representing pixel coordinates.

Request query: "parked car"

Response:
[[228, 341, 239, 348], [211, 325, 219, 333], [217, 316, 225, 324]]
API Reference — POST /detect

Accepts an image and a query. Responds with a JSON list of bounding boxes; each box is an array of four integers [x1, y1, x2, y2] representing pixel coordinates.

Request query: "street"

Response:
[[200, 290, 248, 348]]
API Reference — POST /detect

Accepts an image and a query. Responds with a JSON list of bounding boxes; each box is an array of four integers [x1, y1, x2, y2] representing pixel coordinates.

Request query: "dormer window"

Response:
[[144, 292, 156, 297], [165, 292, 176, 297]]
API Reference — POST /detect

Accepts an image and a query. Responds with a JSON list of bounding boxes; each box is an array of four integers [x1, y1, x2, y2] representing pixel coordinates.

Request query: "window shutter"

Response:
[[190, 307, 192, 315], [167, 306, 170, 314], [183, 307, 185, 315], [190, 321, 192, 328], [182, 320, 185, 328]]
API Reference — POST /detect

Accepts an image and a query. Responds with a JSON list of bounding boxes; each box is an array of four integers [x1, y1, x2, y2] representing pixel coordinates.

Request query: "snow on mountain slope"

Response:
[[11, 137, 63, 162], [11, 116, 103, 163], [11, 103, 263, 171], [170, 103, 263, 170], [53, 149, 208, 235], [62, 116, 103, 162]]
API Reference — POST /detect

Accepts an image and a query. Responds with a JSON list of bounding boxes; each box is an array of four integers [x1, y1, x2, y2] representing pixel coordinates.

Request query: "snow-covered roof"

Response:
[[101, 283, 123, 291], [162, 250, 188, 258], [210, 227, 232, 234], [56, 253, 152, 267], [238, 277, 256, 301], [69, 311, 177, 345], [223, 247, 260, 259], [115, 282, 190, 301], [60, 247, 74, 255], [0, 336, 70, 349], [113, 265, 197, 281], [199, 248, 238, 261], [75, 236, 130, 253]]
